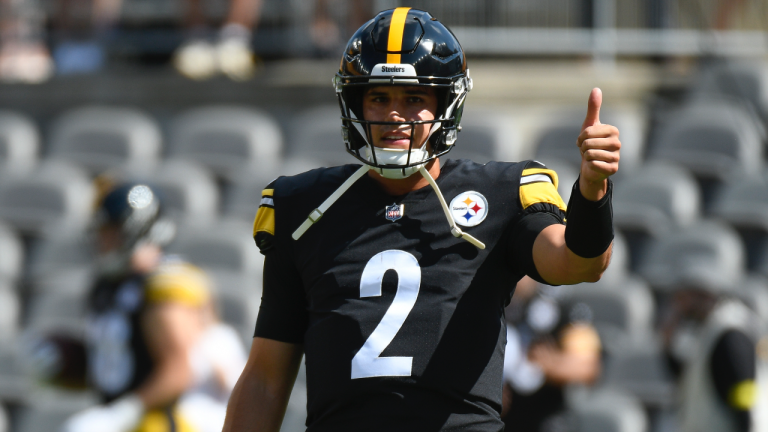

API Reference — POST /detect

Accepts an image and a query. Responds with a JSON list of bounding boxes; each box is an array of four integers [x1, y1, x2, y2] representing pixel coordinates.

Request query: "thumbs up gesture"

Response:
[[578, 88, 621, 201]]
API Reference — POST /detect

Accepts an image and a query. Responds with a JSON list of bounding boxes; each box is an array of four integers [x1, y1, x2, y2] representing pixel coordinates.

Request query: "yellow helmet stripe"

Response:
[[386, 7, 412, 64]]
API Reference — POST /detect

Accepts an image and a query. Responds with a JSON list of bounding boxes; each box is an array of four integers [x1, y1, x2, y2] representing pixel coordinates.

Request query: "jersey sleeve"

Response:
[[505, 161, 567, 284], [252, 180, 309, 344], [144, 261, 211, 307], [253, 181, 276, 254]]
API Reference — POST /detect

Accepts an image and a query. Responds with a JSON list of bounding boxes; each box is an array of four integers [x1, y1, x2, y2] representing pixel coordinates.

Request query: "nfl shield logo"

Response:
[[385, 203, 404, 222]]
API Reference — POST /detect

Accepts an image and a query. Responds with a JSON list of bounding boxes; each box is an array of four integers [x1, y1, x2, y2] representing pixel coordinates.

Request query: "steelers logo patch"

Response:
[[450, 191, 488, 227]]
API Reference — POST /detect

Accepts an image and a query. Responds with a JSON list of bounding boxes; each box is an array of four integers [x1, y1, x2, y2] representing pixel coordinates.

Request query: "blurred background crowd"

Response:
[[1, 0, 768, 431]]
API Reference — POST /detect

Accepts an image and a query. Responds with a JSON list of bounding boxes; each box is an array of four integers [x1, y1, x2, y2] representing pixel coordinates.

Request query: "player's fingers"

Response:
[[582, 148, 620, 165], [580, 137, 621, 152], [583, 159, 619, 178], [581, 88, 602, 130], [577, 124, 619, 143]]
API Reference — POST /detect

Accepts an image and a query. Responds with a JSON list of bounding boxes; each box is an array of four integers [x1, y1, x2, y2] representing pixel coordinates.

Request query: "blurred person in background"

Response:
[[50, 0, 121, 75], [660, 283, 767, 432], [0, 0, 54, 83], [502, 276, 601, 432], [173, 0, 263, 81], [26, 180, 245, 432], [309, 0, 372, 57]]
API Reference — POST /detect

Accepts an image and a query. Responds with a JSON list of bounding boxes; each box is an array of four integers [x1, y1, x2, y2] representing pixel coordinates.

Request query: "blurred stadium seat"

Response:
[[711, 172, 768, 273], [601, 342, 676, 408], [639, 220, 745, 293], [123, 160, 220, 226], [48, 106, 162, 175], [223, 158, 320, 222], [569, 387, 649, 432], [286, 105, 353, 167], [14, 391, 99, 432], [25, 234, 93, 289], [168, 106, 283, 182], [560, 276, 655, 355], [0, 403, 6, 432], [600, 231, 629, 284], [0, 162, 94, 237], [167, 218, 264, 340], [692, 60, 768, 122], [0, 281, 20, 346], [0, 222, 23, 284], [613, 162, 701, 271], [450, 108, 520, 163], [0, 110, 39, 175], [167, 218, 263, 276], [645, 99, 764, 209]]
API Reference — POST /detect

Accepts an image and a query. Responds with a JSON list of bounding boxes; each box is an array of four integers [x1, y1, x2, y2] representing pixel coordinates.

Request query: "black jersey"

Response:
[[86, 258, 210, 403], [253, 159, 567, 432]]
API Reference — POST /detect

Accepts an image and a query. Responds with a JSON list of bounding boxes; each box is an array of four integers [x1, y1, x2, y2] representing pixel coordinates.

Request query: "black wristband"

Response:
[[564, 178, 614, 258]]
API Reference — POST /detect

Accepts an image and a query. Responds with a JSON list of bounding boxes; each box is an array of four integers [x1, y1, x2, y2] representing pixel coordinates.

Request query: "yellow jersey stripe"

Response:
[[262, 188, 274, 197], [386, 7, 412, 63], [521, 168, 559, 190], [520, 181, 567, 211], [253, 206, 276, 236]]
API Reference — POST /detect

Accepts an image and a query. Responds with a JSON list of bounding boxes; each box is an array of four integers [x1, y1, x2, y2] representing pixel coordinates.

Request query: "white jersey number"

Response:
[[351, 250, 421, 379]]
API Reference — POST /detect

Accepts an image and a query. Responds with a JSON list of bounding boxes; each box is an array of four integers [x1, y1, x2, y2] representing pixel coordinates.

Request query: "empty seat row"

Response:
[[0, 106, 284, 183]]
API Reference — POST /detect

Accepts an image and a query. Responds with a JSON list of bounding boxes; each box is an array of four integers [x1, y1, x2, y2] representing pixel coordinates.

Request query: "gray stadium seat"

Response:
[[167, 219, 263, 276], [613, 163, 701, 271], [0, 222, 23, 283], [0, 282, 20, 346], [287, 105, 351, 167], [25, 282, 90, 330], [692, 60, 768, 122], [711, 173, 768, 272], [14, 391, 99, 432], [26, 235, 94, 288], [639, 220, 745, 293], [122, 160, 219, 226], [0, 110, 39, 175], [48, 105, 162, 175], [224, 158, 318, 222], [601, 342, 676, 407], [560, 275, 654, 354], [206, 270, 262, 343], [169, 106, 283, 182], [601, 231, 629, 284], [646, 100, 764, 185], [448, 108, 520, 163], [613, 163, 701, 236], [0, 162, 94, 237], [569, 387, 649, 432]]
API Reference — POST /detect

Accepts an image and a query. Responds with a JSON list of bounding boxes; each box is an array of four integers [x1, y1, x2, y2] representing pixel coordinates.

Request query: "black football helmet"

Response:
[[336, 8, 472, 179]]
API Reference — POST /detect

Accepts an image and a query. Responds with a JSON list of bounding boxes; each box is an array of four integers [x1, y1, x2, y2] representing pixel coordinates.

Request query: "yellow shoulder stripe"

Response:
[[253, 206, 275, 237], [729, 380, 757, 410], [145, 263, 210, 307], [253, 188, 276, 237], [387, 7, 412, 63], [521, 168, 559, 190], [520, 168, 566, 211]]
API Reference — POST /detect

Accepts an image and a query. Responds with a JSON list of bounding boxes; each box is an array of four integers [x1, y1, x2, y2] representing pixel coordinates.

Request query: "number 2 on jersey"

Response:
[[351, 250, 421, 379]]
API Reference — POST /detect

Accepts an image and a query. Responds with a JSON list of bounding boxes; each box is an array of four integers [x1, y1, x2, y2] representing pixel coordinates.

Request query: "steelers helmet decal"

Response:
[[336, 8, 472, 179]]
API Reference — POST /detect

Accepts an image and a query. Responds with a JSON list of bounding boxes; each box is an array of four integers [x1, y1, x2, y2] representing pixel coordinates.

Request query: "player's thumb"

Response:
[[581, 87, 602, 130]]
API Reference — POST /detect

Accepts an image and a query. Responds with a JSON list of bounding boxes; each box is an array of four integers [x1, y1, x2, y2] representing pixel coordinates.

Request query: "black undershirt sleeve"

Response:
[[710, 329, 756, 431], [506, 210, 564, 284], [253, 247, 309, 344]]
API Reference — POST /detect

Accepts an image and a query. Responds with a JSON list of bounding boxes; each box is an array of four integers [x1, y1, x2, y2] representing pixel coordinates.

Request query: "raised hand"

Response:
[[577, 88, 621, 201]]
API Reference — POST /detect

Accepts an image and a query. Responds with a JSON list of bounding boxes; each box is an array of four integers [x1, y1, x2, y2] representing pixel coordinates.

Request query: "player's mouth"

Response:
[[379, 130, 412, 148]]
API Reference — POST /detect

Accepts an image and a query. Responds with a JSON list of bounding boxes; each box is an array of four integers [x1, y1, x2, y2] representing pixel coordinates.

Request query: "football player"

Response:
[[223, 7, 620, 432], [57, 182, 215, 432]]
